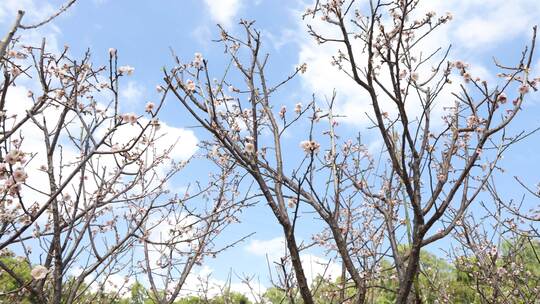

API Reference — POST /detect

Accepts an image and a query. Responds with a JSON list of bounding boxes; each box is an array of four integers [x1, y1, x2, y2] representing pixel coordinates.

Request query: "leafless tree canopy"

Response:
[[1, 0, 539, 303]]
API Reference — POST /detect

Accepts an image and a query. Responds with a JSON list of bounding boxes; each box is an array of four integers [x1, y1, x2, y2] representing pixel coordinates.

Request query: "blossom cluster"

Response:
[[300, 140, 321, 154], [0, 150, 28, 197]]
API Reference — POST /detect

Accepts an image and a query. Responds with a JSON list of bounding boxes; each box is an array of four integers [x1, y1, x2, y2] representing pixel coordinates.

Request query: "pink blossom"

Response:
[[129, 113, 137, 124], [463, 72, 471, 83], [300, 140, 321, 154], [454, 60, 466, 69], [5, 150, 23, 165], [145, 102, 155, 113], [121, 113, 138, 124], [185, 79, 196, 92], [279, 105, 287, 118], [497, 92, 507, 104], [518, 84, 529, 95], [11, 66, 22, 77], [0, 163, 7, 180], [12, 168, 27, 183], [399, 69, 407, 80], [295, 103, 302, 114]]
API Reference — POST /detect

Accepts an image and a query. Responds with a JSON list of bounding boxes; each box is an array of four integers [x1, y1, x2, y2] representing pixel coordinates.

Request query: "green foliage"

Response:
[[0, 252, 33, 303], [0, 240, 538, 303]]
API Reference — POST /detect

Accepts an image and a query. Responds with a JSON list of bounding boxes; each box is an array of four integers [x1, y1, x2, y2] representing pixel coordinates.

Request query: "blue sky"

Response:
[[1, 0, 540, 297]]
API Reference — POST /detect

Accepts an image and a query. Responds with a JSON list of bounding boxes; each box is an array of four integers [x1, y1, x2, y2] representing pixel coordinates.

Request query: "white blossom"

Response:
[[118, 65, 135, 76], [300, 140, 320, 154], [31, 265, 48, 280], [294, 103, 302, 114], [186, 79, 196, 92], [244, 142, 255, 154]]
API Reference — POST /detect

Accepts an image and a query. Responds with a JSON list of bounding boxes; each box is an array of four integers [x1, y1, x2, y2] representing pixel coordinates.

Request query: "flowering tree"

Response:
[[166, 1, 539, 303], [164, 22, 318, 303], [305, 0, 539, 302], [1, 0, 539, 303], [0, 6, 248, 304]]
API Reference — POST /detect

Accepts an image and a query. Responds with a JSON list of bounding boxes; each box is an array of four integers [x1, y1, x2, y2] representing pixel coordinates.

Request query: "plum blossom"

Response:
[[121, 113, 138, 124], [441, 12, 453, 23], [4, 153, 15, 166], [0, 163, 7, 179], [193, 52, 204, 68], [399, 69, 407, 80], [287, 198, 297, 208], [518, 84, 529, 95], [454, 60, 467, 70], [8, 50, 26, 59], [3, 177, 20, 196], [410, 72, 419, 82], [150, 119, 161, 130], [118, 65, 135, 76], [463, 72, 471, 83], [298, 63, 307, 74], [11, 66, 22, 77], [300, 140, 321, 154], [185, 79, 196, 92], [145, 102, 155, 113], [497, 92, 507, 104], [279, 105, 287, 118], [244, 142, 255, 154], [12, 168, 27, 183], [467, 115, 481, 128], [31, 265, 48, 280], [5, 150, 25, 165], [108, 48, 117, 56], [294, 103, 302, 114]]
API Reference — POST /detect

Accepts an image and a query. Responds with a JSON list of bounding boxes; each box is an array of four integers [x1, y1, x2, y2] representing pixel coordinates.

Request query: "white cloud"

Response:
[[0, 0, 63, 55], [191, 25, 212, 47], [293, 0, 540, 127], [426, 0, 540, 51], [266, 28, 297, 50], [203, 0, 243, 27], [301, 254, 341, 284], [0, 0, 54, 25], [245, 236, 285, 261], [107, 117, 198, 162], [120, 80, 144, 107], [100, 273, 136, 296], [245, 237, 341, 284]]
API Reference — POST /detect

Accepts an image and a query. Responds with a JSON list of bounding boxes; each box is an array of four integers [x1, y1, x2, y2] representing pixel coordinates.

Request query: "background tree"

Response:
[[167, 1, 539, 303]]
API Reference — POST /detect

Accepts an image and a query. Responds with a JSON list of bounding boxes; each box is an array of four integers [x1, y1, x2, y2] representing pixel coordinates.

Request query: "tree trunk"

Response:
[[283, 225, 314, 304], [396, 241, 422, 304]]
